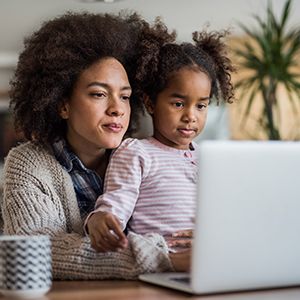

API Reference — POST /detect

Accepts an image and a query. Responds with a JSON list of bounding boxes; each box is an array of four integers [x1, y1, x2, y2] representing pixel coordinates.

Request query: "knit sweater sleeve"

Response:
[[1, 143, 174, 280]]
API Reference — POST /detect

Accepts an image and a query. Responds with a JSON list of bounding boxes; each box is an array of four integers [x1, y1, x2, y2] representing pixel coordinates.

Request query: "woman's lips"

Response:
[[103, 123, 123, 133]]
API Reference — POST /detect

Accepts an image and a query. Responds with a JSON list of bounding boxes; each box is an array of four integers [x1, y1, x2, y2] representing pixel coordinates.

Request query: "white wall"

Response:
[[0, 0, 299, 141], [1, 0, 299, 87], [1, 0, 299, 54]]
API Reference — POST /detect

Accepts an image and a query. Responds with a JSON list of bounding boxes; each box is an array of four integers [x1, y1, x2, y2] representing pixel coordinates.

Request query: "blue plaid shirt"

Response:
[[52, 139, 103, 220]]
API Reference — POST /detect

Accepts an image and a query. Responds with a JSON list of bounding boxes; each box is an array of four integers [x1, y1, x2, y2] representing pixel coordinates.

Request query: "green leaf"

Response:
[[234, 0, 300, 140]]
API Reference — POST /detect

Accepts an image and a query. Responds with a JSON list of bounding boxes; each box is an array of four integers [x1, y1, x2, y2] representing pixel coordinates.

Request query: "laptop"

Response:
[[139, 140, 300, 294]]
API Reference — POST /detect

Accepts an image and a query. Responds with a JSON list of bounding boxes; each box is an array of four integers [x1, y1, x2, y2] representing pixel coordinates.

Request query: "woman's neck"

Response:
[[77, 148, 110, 178], [66, 138, 109, 177]]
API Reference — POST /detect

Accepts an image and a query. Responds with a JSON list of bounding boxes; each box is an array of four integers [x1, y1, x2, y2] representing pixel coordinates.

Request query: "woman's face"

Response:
[[60, 57, 131, 155]]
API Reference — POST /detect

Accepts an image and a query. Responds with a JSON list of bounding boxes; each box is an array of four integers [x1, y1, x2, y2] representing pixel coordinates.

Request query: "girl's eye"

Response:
[[173, 102, 184, 108], [197, 103, 208, 110]]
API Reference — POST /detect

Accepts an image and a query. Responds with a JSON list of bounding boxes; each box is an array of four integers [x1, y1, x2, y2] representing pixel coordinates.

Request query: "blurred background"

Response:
[[1, 0, 300, 187]]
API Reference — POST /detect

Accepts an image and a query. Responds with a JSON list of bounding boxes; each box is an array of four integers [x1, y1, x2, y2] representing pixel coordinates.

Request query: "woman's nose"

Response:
[[106, 98, 125, 117]]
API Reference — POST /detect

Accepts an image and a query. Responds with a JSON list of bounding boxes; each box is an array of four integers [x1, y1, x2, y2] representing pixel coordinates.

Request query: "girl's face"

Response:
[[148, 67, 211, 150], [60, 57, 131, 155]]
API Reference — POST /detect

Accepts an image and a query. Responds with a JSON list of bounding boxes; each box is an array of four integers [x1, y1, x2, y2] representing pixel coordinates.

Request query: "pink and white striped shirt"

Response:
[[94, 137, 197, 236]]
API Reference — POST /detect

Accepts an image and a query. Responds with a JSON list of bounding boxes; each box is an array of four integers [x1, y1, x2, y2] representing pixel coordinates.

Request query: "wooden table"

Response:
[[2, 280, 300, 300]]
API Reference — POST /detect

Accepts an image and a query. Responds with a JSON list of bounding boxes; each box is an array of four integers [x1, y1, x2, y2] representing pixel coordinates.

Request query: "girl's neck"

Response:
[[153, 131, 191, 150]]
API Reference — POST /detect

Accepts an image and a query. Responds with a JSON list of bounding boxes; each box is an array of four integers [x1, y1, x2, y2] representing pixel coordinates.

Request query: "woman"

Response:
[[1, 11, 189, 280]]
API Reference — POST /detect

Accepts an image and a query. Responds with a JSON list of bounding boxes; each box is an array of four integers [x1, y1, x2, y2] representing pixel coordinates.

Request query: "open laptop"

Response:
[[139, 140, 300, 294]]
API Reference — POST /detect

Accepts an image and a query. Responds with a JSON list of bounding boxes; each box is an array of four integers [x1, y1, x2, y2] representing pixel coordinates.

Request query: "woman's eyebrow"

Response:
[[87, 82, 132, 91]]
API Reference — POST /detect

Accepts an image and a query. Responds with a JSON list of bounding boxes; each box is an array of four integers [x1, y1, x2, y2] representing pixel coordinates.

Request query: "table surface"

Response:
[[2, 280, 300, 300]]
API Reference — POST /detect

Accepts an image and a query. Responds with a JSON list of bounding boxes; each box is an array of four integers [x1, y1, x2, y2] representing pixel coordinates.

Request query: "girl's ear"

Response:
[[58, 101, 70, 119], [143, 94, 154, 115]]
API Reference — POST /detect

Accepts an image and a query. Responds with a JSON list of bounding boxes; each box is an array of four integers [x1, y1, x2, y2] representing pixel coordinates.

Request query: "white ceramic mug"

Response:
[[0, 235, 52, 298]]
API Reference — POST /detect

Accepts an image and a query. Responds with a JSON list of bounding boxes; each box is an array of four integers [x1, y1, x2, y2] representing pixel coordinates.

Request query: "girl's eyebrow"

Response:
[[170, 92, 210, 101], [170, 92, 188, 100], [87, 82, 132, 91], [199, 96, 210, 101]]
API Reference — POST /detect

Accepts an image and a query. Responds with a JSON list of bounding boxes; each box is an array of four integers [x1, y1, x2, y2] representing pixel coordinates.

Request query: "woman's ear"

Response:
[[143, 95, 154, 115], [58, 101, 70, 119]]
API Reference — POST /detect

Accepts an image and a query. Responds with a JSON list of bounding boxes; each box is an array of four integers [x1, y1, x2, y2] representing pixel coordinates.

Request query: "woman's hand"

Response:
[[165, 229, 193, 250], [169, 249, 191, 272], [87, 211, 128, 252]]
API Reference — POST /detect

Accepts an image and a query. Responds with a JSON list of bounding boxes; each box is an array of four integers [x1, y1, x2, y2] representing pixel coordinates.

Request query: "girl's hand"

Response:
[[169, 249, 191, 272], [165, 229, 193, 250], [87, 211, 128, 252], [172, 229, 193, 238]]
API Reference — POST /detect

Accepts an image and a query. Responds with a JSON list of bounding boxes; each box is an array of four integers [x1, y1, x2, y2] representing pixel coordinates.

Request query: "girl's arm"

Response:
[[94, 139, 149, 228]]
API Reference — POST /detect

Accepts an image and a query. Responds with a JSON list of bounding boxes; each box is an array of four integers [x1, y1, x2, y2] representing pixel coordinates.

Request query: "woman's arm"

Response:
[[2, 144, 174, 279], [50, 231, 174, 280]]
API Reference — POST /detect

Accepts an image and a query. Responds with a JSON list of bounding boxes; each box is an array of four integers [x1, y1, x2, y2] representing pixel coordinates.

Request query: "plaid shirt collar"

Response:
[[52, 138, 103, 219], [52, 138, 87, 173]]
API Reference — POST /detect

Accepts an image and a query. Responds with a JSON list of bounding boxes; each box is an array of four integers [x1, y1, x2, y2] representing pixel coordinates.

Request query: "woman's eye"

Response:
[[90, 92, 106, 98], [121, 95, 131, 101]]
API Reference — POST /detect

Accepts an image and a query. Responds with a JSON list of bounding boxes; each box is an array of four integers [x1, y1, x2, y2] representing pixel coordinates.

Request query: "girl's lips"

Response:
[[103, 123, 123, 133], [178, 128, 197, 137]]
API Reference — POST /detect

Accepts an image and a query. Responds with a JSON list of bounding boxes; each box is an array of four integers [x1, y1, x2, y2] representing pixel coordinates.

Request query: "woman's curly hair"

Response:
[[135, 29, 235, 105], [9, 11, 175, 144]]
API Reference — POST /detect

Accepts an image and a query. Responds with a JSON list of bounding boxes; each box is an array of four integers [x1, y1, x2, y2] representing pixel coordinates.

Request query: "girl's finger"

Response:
[[172, 229, 193, 238]]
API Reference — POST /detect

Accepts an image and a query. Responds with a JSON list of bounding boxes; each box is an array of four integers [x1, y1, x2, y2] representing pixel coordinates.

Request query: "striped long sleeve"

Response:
[[94, 137, 197, 236]]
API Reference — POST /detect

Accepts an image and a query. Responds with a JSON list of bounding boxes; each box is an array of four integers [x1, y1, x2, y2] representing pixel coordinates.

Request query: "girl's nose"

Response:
[[182, 108, 197, 123]]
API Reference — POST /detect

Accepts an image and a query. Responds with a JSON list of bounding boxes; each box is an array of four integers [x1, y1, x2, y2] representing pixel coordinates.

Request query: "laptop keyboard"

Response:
[[170, 276, 190, 284]]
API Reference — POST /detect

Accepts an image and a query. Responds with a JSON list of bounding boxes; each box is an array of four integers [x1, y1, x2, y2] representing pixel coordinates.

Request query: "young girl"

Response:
[[86, 30, 235, 253]]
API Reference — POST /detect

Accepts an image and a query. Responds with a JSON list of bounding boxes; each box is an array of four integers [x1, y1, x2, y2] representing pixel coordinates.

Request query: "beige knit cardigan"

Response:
[[1, 142, 173, 280]]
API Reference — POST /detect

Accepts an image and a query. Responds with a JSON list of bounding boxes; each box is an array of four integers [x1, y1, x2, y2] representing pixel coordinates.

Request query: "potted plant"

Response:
[[234, 0, 300, 140]]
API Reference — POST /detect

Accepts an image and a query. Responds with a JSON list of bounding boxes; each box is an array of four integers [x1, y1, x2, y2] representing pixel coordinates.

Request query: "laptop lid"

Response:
[[140, 140, 300, 294], [191, 140, 300, 293]]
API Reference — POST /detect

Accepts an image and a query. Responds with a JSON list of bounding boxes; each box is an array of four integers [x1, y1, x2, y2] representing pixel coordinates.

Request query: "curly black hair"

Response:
[[135, 29, 235, 106], [9, 11, 175, 144]]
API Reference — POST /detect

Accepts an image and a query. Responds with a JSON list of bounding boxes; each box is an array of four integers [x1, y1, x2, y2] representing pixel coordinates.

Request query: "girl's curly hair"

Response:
[[9, 11, 175, 144], [135, 29, 235, 105]]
